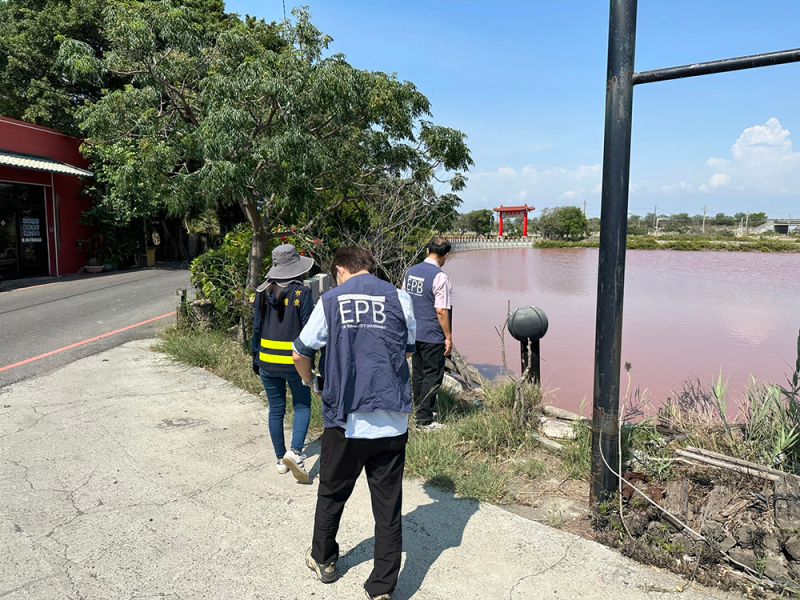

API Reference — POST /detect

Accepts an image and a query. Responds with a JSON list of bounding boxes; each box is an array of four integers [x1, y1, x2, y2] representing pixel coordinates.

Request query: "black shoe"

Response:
[[305, 547, 337, 584]]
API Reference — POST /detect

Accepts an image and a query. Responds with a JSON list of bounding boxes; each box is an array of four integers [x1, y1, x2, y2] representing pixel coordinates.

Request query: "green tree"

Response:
[[627, 214, 648, 235], [457, 209, 493, 236], [0, 0, 227, 135], [714, 213, 737, 226], [68, 4, 470, 289], [538, 206, 589, 240]]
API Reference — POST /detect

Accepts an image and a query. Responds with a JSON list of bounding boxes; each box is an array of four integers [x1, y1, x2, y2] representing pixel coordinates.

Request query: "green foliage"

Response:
[[661, 335, 800, 474], [513, 458, 546, 480], [563, 420, 592, 480], [627, 215, 650, 235], [456, 209, 494, 236], [533, 239, 597, 249], [0, 0, 106, 134], [69, 5, 472, 290], [714, 213, 737, 226], [0, 0, 227, 134], [189, 227, 255, 326], [405, 380, 543, 502], [80, 201, 141, 268], [626, 236, 659, 250], [405, 430, 509, 501], [538, 206, 589, 241]]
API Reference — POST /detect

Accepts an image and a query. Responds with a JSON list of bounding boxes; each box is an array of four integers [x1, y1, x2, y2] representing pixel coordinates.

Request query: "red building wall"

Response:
[[0, 116, 93, 275]]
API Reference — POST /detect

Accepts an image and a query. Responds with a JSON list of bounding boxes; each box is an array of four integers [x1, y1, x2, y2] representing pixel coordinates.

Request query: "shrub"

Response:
[[626, 236, 659, 250], [190, 227, 255, 326]]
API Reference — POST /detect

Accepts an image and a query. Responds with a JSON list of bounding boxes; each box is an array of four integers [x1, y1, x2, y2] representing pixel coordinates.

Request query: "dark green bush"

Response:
[[626, 236, 659, 250], [190, 227, 258, 326]]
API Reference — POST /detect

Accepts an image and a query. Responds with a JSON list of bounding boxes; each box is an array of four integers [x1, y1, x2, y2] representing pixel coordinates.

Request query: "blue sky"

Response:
[[226, 1, 800, 217]]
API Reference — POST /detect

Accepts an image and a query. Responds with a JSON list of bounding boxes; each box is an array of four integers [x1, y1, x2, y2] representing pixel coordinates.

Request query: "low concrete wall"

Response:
[[449, 238, 534, 252]]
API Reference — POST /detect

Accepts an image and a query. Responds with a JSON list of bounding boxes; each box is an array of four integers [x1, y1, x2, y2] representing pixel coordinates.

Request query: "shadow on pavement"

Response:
[[339, 477, 479, 599]]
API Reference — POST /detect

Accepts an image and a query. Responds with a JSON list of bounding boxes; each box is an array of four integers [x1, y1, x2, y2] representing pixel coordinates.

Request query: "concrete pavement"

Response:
[[0, 340, 743, 599]]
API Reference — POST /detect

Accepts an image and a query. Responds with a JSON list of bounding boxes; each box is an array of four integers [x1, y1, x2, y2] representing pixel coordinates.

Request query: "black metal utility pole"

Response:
[[591, 0, 800, 505], [591, 0, 637, 505]]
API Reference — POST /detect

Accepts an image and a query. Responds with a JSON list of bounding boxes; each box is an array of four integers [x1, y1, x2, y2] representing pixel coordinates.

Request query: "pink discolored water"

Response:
[[446, 248, 800, 414]]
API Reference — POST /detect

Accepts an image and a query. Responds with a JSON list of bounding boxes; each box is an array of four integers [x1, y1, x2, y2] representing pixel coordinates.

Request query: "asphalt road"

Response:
[[0, 267, 191, 388]]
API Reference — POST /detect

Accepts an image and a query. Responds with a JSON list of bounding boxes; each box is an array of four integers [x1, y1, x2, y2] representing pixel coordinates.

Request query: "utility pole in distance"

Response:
[[702, 205, 708, 233]]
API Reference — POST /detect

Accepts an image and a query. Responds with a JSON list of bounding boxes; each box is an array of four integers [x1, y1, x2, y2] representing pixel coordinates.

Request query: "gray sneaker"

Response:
[[305, 547, 337, 584], [365, 590, 392, 599]]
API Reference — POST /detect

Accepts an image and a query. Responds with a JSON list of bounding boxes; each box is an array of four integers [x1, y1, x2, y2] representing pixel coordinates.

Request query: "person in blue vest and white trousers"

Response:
[[252, 243, 315, 484], [293, 246, 415, 600], [403, 236, 453, 430]]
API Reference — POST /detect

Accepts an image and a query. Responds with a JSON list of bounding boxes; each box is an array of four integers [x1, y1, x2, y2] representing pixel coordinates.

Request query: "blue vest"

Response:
[[321, 274, 412, 428], [405, 261, 445, 344], [254, 281, 311, 375]]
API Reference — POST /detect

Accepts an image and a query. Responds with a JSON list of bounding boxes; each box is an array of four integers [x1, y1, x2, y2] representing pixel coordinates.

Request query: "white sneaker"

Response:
[[282, 450, 310, 484], [276, 459, 289, 475], [416, 422, 446, 432]]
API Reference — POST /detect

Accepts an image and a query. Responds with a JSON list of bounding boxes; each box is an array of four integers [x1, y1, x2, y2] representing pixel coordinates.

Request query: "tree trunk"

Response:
[[239, 195, 268, 291], [248, 226, 268, 291]]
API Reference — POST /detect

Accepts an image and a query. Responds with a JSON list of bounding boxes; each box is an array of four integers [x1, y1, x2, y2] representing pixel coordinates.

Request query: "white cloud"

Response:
[[461, 118, 799, 214], [658, 180, 693, 195], [705, 157, 729, 169], [706, 117, 800, 196], [462, 162, 602, 211], [709, 172, 730, 188]]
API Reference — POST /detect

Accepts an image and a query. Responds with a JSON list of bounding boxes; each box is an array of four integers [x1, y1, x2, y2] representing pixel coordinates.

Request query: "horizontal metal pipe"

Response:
[[633, 47, 800, 85]]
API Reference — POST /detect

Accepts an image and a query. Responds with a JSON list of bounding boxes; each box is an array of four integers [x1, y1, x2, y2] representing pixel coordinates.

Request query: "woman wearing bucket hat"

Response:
[[252, 244, 316, 483]]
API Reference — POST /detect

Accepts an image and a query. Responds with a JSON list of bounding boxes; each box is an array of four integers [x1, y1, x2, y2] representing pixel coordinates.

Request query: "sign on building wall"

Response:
[[21, 216, 42, 243]]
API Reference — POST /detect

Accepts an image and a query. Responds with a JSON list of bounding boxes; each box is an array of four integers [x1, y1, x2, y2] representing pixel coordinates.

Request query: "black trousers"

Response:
[[312, 427, 408, 596], [412, 341, 446, 425]]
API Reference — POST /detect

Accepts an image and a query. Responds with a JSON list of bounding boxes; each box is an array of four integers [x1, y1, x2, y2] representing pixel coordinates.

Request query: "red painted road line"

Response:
[[0, 311, 176, 373]]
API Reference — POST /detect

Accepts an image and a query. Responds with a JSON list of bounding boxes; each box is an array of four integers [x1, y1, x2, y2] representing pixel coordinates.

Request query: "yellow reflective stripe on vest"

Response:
[[261, 339, 294, 350], [259, 352, 294, 365]]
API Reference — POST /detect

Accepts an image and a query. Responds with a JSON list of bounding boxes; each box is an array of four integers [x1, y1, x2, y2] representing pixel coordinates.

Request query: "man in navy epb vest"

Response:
[[293, 247, 416, 600], [403, 236, 453, 429]]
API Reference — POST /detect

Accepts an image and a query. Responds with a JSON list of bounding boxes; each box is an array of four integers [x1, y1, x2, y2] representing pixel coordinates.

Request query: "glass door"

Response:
[[0, 183, 19, 279], [0, 183, 49, 279], [17, 186, 48, 277]]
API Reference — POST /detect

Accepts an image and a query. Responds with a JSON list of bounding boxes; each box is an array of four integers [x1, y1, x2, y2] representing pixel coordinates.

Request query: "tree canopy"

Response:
[[65, 3, 471, 288], [539, 206, 589, 240], [456, 209, 494, 236], [0, 0, 228, 135]]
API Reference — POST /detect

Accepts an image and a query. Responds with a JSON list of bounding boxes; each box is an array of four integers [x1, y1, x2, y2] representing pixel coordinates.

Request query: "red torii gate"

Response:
[[493, 204, 535, 237]]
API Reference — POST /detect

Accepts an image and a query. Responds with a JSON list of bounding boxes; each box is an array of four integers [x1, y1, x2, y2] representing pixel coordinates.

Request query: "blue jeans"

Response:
[[259, 369, 312, 459]]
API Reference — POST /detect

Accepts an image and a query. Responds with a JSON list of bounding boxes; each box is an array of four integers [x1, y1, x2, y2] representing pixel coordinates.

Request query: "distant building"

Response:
[[0, 116, 93, 279]]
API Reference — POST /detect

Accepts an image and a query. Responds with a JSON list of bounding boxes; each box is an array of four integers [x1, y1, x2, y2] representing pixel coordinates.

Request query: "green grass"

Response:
[[405, 380, 544, 502], [563, 420, 592, 480]]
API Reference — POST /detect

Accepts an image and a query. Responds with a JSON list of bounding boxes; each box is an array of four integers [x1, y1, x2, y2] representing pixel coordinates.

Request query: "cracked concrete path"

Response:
[[0, 340, 742, 599]]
